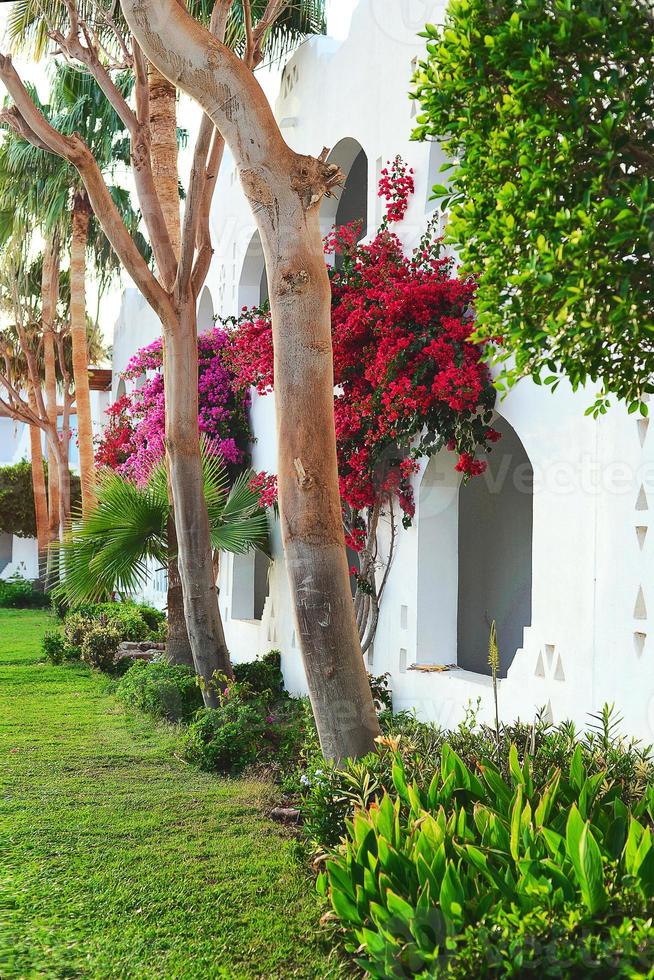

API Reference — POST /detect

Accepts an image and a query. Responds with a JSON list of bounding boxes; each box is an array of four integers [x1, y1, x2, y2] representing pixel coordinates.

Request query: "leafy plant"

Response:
[[0, 576, 49, 609], [41, 629, 67, 665], [413, 0, 654, 414], [321, 743, 654, 977], [55, 443, 269, 606], [115, 660, 203, 723], [233, 649, 284, 695], [79, 617, 122, 671]]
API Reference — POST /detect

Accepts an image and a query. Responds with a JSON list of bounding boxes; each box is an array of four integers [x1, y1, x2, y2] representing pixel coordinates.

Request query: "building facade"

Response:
[[104, 0, 654, 741]]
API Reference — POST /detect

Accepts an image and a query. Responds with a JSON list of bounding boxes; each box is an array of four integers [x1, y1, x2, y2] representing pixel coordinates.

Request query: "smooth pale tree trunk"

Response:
[[162, 296, 232, 703], [166, 515, 194, 667], [42, 237, 60, 545], [70, 193, 96, 514], [147, 64, 223, 677], [120, 0, 380, 760], [28, 420, 48, 574], [148, 64, 181, 258]]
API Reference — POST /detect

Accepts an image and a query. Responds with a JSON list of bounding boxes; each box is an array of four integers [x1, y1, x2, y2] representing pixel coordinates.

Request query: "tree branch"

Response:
[[0, 52, 172, 321]]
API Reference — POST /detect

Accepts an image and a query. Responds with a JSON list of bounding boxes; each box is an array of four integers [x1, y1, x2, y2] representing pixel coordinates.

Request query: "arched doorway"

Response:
[[321, 137, 368, 244], [457, 417, 533, 675], [197, 285, 215, 333], [416, 415, 533, 675], [238, 230, 268, 310]]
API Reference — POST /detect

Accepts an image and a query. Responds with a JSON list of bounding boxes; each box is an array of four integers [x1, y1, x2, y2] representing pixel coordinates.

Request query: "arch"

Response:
[[321, 137, 368, 241], [238, 230, 269, 310], [197, 285, 215, 333], [457, 417, 533, 675], [416, 415, 533, 675]]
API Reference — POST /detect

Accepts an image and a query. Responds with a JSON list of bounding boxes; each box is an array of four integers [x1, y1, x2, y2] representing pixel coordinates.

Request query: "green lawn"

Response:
[[0, 609, 344, 979]]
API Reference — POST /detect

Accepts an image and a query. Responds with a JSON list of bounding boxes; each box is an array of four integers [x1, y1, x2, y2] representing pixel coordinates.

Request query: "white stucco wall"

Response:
[[103, 0, 654, 742]]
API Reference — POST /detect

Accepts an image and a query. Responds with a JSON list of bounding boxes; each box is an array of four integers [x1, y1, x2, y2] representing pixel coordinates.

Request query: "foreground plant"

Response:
[[321, 743, 654, 977]]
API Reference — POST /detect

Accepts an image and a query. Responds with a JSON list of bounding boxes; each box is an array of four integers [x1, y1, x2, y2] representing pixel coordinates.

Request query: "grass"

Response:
[[0, 609, 345, 979]]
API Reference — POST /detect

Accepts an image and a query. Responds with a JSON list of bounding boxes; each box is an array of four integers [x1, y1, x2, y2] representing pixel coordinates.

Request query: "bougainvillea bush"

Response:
[[97, 328, 252, 483], [225, 156, 498, 646], [227, 156, 497, 524]]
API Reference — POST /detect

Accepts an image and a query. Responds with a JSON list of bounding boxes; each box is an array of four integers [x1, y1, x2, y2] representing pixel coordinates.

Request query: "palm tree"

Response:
[[0, 63, 149, 516], [57, 447, 269, 671]]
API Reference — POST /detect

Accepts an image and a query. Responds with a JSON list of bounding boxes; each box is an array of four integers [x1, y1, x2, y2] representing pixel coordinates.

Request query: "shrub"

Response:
[[300, 704, 654, 851], [79, 618, 122, 670], [116, 660, 203, 723], [320, 743, 654, 978], [181, 673, 309, 776], [233, 650, 284, 695], [60, 602, 164, 662], [41, 629, 67, 665], [0, 576, 49, 609], [183, 699, 268, 773]]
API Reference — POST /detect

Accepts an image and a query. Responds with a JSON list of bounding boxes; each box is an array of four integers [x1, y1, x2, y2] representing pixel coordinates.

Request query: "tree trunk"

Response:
[[70, 193, 96, 514], [262, 190, 381, 760], [166, 515, 194, 667], [148, 64, 181, 258], [28, 421, 48, 575], [163, 296, 232, 704], [120, 0, 380, 761], [42, 236, 60, 546]]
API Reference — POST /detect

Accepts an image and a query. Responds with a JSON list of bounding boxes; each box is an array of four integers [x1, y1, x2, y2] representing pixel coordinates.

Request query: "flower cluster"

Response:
[[378, 155, 415, 223], [96, 328, 252, 484], [226, 157, 497, 527], [248, 471, 278, 509]]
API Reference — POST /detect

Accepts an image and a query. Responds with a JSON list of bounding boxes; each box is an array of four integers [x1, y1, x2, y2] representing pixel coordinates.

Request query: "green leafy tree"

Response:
[[413, 0, 654, 414], [0, 460, 81, 539]]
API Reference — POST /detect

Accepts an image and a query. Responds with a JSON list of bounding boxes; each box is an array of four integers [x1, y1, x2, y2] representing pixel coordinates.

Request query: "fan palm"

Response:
[[56, 447, 269, 669]]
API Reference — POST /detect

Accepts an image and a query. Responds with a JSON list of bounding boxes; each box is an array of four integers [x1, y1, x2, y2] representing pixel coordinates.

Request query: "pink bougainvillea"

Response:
[[96, 328, 252, 484]]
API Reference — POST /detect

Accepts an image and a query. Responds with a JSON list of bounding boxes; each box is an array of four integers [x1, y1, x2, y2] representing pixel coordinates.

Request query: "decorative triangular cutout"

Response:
[[543, 700, 554, 726], [638, 418, 650, 447], [634, 586, 647, 620], [534, 652, 545, 678], [554, 655, 565, 681], [545, 643, 555, 669], [636, 526, 648, 550], [636, 486, 649, 511], [634, 632, 646, 657]]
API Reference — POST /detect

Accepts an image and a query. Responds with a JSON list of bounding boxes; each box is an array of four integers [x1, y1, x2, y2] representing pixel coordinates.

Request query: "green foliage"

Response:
[[58, 602, 162, 665], [182, 668, 310, 777], [300, 704, 654, 851], [233, 649, 284, 695], [0, 575, 49, 609], [0, 609, 341, 979], [79, 616, 121, 670], [322, 742, 654, 977], [413, 0, 654, 413], [0, 460, 38, 538], [41, 628, 67, 665], [183, 697, 269, 774], [442, 902, 654, 977], [55, 446, 268, 607], [115, 660, 203, 723]]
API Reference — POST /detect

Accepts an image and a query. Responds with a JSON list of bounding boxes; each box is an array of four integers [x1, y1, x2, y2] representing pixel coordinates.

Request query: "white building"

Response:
[[109, 0, 654, 742]]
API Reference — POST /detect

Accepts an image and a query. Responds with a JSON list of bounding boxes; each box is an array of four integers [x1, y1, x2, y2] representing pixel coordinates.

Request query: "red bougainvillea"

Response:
[[225, 157, 497, 529]]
